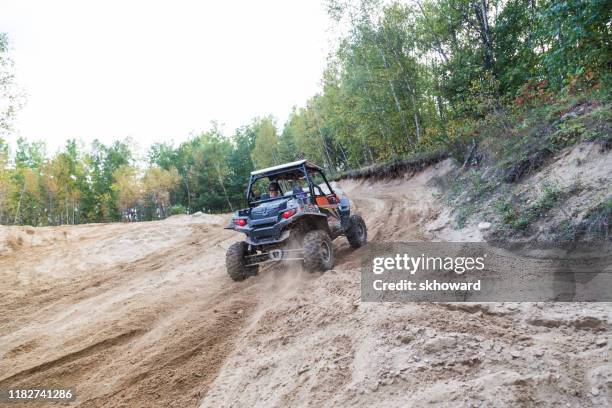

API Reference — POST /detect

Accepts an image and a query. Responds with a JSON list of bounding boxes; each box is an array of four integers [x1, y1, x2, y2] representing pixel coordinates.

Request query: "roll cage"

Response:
[[246, 160, 335, 207]]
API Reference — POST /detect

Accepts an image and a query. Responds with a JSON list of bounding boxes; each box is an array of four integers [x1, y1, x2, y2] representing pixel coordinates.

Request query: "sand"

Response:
[[0, 159, 610, 407]]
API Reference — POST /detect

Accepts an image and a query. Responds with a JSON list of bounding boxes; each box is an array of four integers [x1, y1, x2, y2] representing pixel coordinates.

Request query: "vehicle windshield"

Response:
[[246, 165, 335, 207], [247, 174, 309, 206]]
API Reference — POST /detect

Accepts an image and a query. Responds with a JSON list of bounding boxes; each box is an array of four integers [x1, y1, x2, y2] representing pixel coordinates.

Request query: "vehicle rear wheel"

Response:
[[303, 230, 334, 272], [346, 214, 367, 248], [226, 241, 258, 281]]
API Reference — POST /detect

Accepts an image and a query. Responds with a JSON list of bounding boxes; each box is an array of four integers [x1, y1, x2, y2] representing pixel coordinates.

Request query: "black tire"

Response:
[[287, 221, 309, 249], [303, 230, 334, 272], [346, 214, 367, 248], [226, 241, 258, 281]]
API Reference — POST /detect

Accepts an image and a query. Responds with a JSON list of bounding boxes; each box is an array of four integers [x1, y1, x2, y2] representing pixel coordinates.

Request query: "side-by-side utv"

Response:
[[224, 160, 367, 281]]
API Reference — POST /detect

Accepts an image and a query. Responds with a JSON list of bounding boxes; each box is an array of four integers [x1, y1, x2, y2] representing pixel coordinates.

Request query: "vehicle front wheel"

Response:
[[303, 230, 334, 272], [226, 241, 258, 281], [346, 214, 367, 248]]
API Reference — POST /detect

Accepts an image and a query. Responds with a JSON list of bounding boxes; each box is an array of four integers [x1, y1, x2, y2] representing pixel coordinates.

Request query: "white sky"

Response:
[[0, 0, 333, 153]]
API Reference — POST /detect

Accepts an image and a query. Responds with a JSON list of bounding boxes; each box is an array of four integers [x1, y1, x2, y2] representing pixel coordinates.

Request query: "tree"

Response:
[[1, 1, 609, 226], [0, 33, 24, 139], [251, 117, 280, 168], [538, 0, 611, 88], [112, 166, 142, 220], [142, 166, 180, 218], [88, 139, 133, 221], [0, 137, 13, 222]]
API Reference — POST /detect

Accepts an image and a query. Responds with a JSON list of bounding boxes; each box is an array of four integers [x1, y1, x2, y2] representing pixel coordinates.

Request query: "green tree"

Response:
[[0, 33, 24, 138], [251, 117, 280, 168], [538, 0, 611, 89]]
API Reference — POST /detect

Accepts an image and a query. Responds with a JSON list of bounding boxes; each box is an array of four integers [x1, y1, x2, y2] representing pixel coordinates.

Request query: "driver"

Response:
[[268, 181, 280, 198]]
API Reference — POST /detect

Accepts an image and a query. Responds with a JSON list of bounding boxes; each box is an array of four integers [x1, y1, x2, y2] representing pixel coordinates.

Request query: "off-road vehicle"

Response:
[[225, 160, 367, 281]]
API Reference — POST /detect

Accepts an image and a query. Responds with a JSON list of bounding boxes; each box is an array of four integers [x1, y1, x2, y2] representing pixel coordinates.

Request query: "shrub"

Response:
[[170, 204, 187, 215]]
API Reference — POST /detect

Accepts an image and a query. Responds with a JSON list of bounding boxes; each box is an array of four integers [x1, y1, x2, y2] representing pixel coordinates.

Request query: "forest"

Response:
[[0, 0, 609, 225]]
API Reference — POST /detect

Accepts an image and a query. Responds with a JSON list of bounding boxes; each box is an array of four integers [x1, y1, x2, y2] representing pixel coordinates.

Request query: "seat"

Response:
[[315, 195, 330, 206]]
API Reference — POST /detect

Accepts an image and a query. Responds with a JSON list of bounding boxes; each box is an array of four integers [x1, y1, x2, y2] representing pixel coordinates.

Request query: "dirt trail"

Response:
[[1, 160, 610, 407]]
